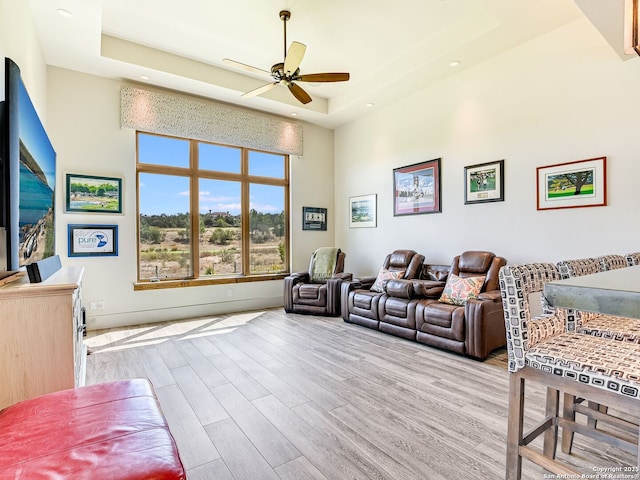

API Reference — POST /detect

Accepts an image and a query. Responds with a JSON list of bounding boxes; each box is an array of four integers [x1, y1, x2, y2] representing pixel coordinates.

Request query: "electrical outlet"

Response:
[[89, 301, 97, 311], [227, 289, 234, 297], [97, 300, 105, 310]]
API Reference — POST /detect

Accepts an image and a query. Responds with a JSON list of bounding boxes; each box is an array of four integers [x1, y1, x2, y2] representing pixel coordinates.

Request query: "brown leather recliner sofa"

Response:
[[342, 250, 507, 360], [340, 249, 425, 329]]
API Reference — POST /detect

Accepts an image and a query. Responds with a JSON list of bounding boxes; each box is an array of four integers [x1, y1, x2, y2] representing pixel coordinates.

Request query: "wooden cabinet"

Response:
[[0, 266, 85, 410]]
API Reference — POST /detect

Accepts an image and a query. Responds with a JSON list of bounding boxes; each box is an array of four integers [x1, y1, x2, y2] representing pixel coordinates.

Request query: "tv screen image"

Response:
[[2, 58, 57, 270], [17, 79, 56, 265]]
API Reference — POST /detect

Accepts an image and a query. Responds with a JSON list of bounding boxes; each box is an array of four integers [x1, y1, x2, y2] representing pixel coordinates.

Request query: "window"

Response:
[[136, 132, 289, 286]]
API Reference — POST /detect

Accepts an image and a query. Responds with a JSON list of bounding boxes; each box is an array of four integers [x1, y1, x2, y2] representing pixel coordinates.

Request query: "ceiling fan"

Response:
[[222, 10, 350, 105]]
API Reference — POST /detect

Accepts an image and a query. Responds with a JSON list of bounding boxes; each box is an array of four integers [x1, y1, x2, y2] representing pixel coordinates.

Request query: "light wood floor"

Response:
[[85, 308, 635, 480]]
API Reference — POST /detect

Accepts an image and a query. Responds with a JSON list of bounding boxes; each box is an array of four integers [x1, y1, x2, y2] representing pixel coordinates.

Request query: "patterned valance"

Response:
[[120, 86, 303, 156]]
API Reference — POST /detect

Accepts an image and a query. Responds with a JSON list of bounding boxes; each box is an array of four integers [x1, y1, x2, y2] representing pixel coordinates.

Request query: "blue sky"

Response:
[[138, 134, 285, 216]]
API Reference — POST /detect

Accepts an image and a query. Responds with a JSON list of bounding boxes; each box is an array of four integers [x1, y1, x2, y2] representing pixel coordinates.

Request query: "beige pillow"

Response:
[[370, 268, 405, 293], [439, 274, 485, 306]]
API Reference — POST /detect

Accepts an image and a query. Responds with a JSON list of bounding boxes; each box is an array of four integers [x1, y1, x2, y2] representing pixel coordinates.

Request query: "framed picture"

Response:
[[65, 173, 123, 213], [349, 194, 377, 228], [302, 206, 327, 231], [464, 160, 505, 204], [393, 158, 441, 215], [536, 156, 606, 211], [68, 224, 118, 257]]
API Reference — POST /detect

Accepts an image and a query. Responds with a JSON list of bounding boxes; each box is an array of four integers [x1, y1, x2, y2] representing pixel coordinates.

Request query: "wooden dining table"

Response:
[[544, 265, 640, 320]]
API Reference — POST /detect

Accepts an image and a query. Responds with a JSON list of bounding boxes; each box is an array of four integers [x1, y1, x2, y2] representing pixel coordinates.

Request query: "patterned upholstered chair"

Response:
[[598, 254, 628, 271], [626, 252, 640, 266], [283, 247, 351, 316], [499, 263, 640, 479], [556, 257, 640, 453], [556, 257, 640, 342]]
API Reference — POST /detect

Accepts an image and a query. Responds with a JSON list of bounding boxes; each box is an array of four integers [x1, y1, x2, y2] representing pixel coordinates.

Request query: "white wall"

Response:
[[0, 0, 47, 115], [335, 18, 640, 277], [289, 123, 336, 266], [47, 67, 335, 330]]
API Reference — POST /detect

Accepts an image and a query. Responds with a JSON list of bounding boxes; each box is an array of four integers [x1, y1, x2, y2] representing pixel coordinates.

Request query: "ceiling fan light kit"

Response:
[[225, 10, 350, 105]]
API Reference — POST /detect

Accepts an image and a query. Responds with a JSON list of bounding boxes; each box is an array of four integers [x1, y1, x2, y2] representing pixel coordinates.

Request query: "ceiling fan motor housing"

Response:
[[271, 63, 300, 83]]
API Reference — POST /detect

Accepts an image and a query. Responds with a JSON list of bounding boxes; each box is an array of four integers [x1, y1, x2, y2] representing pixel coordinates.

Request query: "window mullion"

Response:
[[284, 155, 290, 271], [190, 140, 200, 278], [241, 148, 250, 275]]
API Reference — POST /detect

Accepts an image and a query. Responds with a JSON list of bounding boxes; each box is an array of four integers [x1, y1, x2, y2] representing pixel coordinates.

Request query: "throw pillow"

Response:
[[370, 268, 405, 293], [439, 274, 486, 306]]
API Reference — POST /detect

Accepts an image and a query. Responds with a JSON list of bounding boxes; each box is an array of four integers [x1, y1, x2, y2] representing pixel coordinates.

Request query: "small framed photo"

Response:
[[65, 173, 123, 214], [349, 194, 377, 228], [68, 224, 118, 257], [464, 160, 505, 204], [302, 207, 327, 231], [393, 158, 441, 216], [536, 156, 606, 210]]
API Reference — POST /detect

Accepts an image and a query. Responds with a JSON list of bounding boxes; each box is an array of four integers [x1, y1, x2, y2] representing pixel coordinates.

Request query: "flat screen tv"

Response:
[[1, 58, 56, 271]]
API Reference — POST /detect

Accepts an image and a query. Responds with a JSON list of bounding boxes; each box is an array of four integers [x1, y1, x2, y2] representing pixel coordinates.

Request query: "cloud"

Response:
[[200, 192, 237, 202], [249, 201, 282, 213], [200, 202, 241, 213]]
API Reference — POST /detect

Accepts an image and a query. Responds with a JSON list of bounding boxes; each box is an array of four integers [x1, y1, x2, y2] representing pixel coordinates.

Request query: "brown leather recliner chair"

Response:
[[284, 248, 352, 316], [341, 249, 425, 329], [414, 251, 506, 359]]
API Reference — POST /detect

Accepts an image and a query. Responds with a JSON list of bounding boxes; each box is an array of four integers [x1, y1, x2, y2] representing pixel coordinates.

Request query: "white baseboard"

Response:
[[86, 296, 284, 331]]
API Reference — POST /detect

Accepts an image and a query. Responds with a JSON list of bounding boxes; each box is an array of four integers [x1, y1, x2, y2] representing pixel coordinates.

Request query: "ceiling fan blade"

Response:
[[284, 41, 306, 76], [295, 72, 350, 82], [242, 82, 278, 98], [222, 58, 271, 77], [288, 82, 312, 104]]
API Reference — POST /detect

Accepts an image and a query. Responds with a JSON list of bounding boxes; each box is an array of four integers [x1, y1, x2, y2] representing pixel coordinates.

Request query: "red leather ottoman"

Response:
[[0, 379, 185, 479]]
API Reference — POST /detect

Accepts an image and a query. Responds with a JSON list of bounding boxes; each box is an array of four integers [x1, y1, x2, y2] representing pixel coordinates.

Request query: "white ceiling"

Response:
[[27, 0, 620, 129]]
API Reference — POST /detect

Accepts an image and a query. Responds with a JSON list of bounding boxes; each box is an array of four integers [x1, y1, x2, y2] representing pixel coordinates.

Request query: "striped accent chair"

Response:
[[499, 263, 640, 480]]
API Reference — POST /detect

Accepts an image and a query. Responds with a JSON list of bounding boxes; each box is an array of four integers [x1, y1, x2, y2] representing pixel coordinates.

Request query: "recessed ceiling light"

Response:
[[449, 60, 461, 67], [57, 9, 72, 17], [365, 103, 374, 107], [291, 112, 298, 116], [140, 75, 150, 81]]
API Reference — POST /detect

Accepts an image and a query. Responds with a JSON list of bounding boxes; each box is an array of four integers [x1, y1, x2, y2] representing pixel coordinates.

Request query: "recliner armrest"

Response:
[[284, 271, 310, 285], [464, 296, 506, 359], [333, 272, 353, 282], [283, 272, 310, 313], [414, 279, 446, 298], [477, 290, 502, 302], [351, 276, 377, 290], [384, 279, 416, 299]]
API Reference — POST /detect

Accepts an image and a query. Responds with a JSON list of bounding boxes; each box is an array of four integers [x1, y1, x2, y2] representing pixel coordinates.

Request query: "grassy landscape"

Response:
[[139, 213, 285, 280], [547, 185, 593, 198]]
